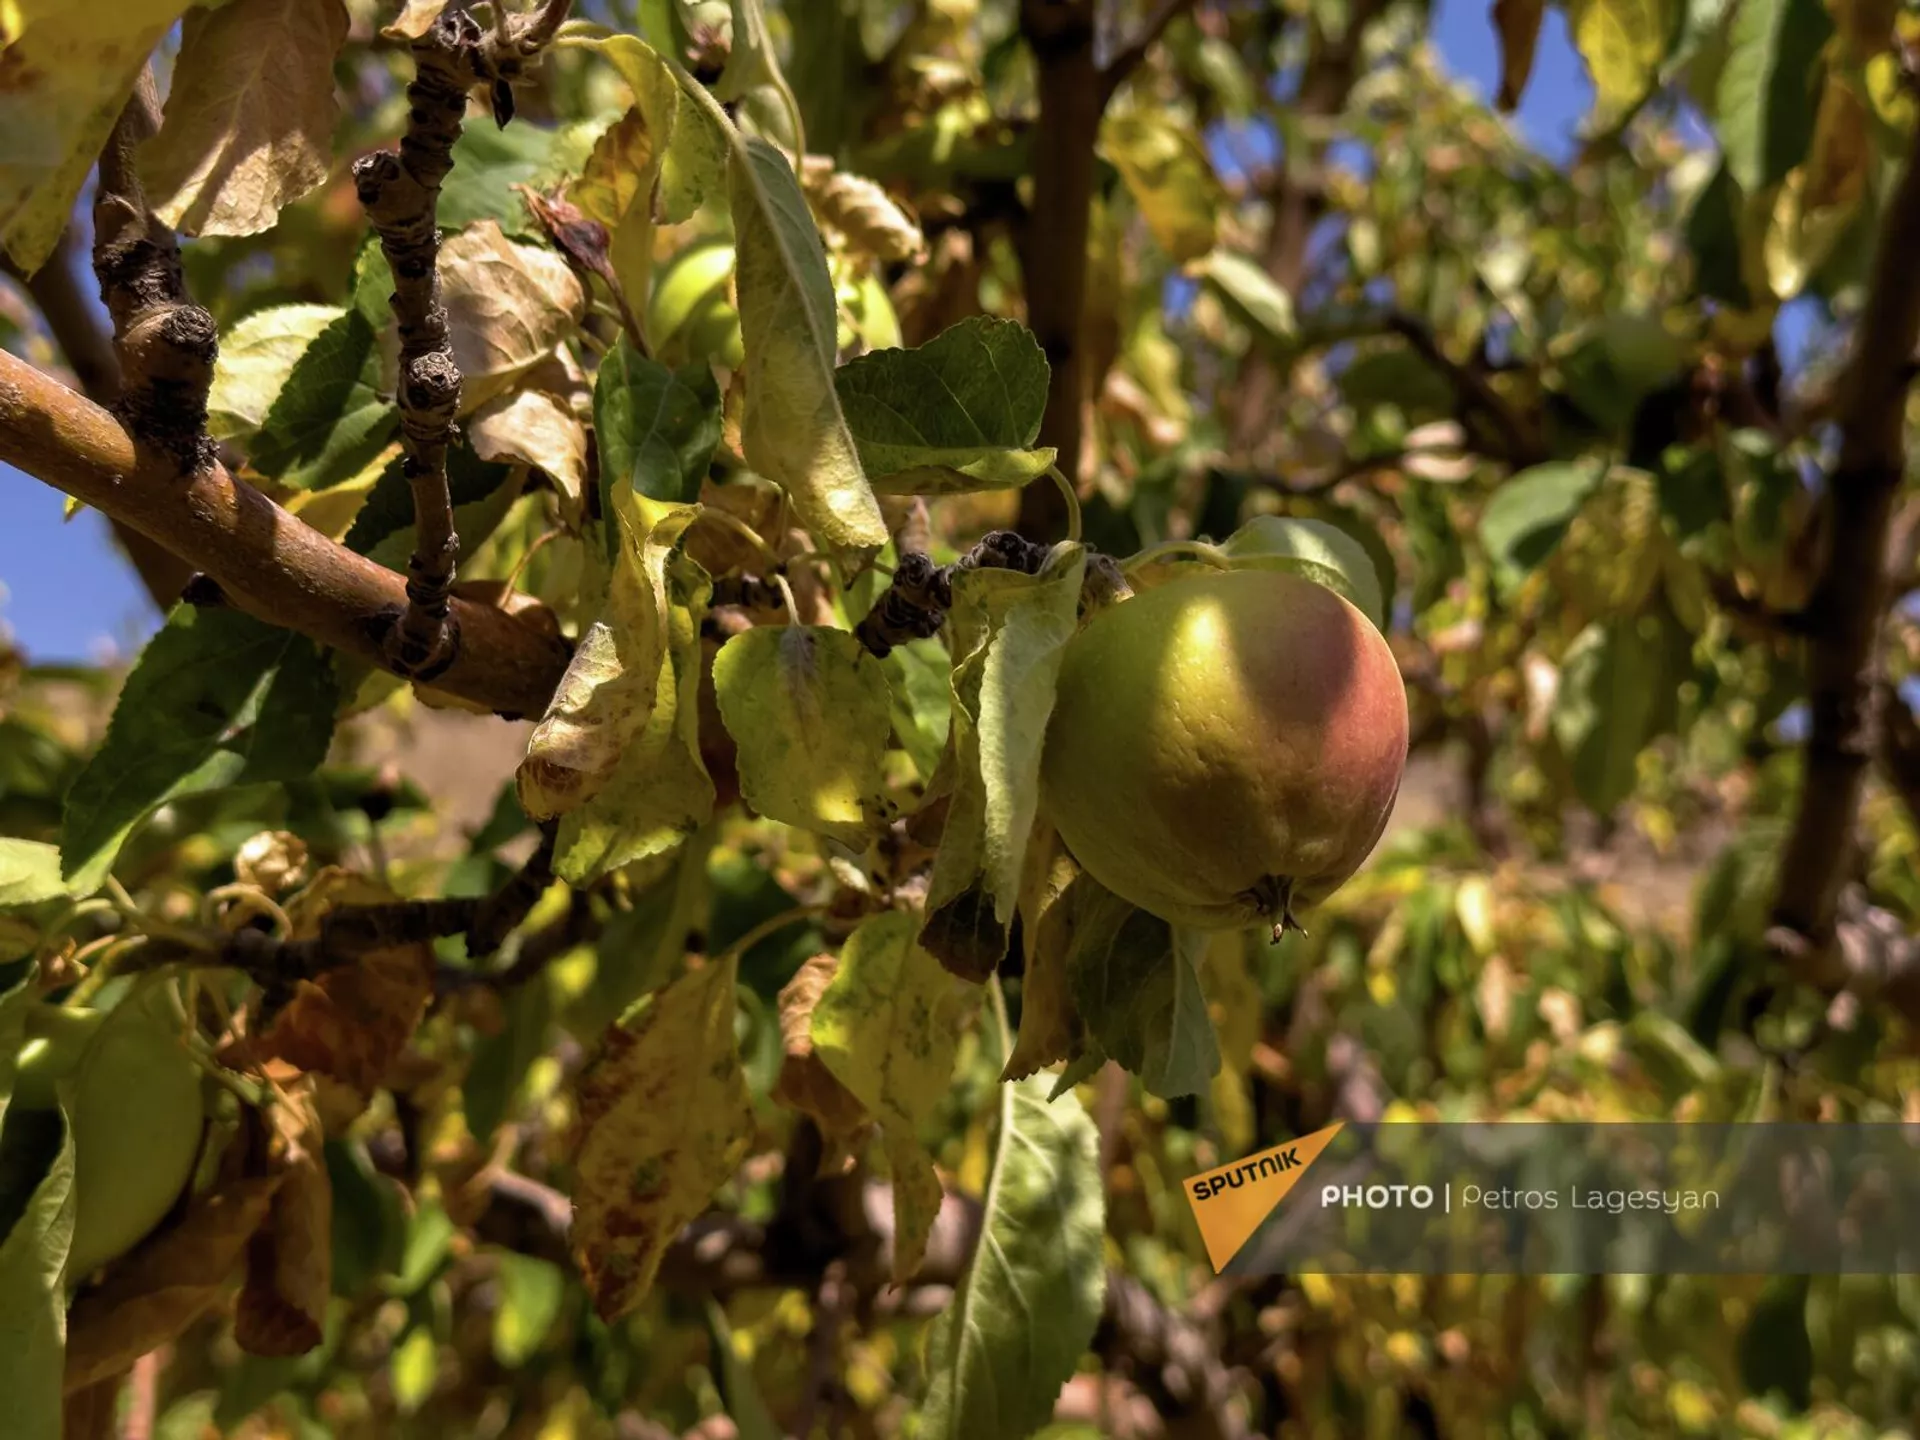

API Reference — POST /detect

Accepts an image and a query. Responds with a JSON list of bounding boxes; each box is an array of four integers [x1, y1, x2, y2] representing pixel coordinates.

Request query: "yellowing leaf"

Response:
[[569, 957, 753, 1321], [438, 220, 586, 413], [379, 0, 447, 39], [813, 910, 969, 1285], [552, 529, 715, 880], [207, 303, 348, 441], [0, 0, 202, 272], [138, 0, 347, 237], [586, 35, 724, 225], [1002, 821, 1079, 1082], [801, 157, 925, 263], [921, 543, 1087, 981], [1492, 0, 1547, 110], [711, 625, 892, 845], [769, 952, 872, 1144], [1100, 110, 1223, 264], [1764, 77, 1870, 299], [1566, 0, 1673, 125], [519, 494, 699, 822], [726, 132, 888, 553]]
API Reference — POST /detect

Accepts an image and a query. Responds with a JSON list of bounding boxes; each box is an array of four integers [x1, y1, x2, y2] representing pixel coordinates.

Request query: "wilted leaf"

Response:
[[1003, 823, 1079, 1082], [519, 496, 699, 821], [469, 382, 589, 506], [917, 1075, 1105, 1440], [0, 839, 67, 907], [834, 317, 1056, 495], [235, 1080, 331, 1357], [253, 871, 436, 1096], [0, 0, 200, 272], [922, 544, 1087, 980], [1061, 876, 1220, 1099], [569, 957, 753, 1320], [1101, 110, 1223, 263], [588, 35, 725, 225], [1566, 0, 1675, 125], [802, 158, 925, 262], [207, 303, 345, 441], [139, 0, 347, 237], [60, 609, 339, 892], [0, 1098, 74, 1440], [438, 220, 586, 413], [726, 131, 888, 553], [711, 626, 893, 845], [64, 1175, 282, 1393], [593, 337, 724, 544], [1715, 0, 1833, 192], [554, 550, 715, 881], [1198, 250, 1295, 350], [1479, 461, 1606, 593], [1492, 0, 1547, 110], [769, 953, 871, 1143]]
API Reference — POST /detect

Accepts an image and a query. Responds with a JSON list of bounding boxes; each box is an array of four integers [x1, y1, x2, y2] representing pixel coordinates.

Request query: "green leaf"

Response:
[[0, 1104, 74, 1440], [1550, 608, 1690, 813], [712, 0, 802, 153], [1060, 877, 1221, 1100], [1684, 161, 1753, 305], [705, 1300, 783, 1440], [1197, 250, 1295, 351], [390, 1325, 437, 1416], [569, 956, 753, 1320], [207, 303, 346, 442], [1715, 0, 1833, 193], [711, 626, 893, 845], [1219, 515, 1387, 629], [60, 609, 340, 891], [0, 841, 66, 908], [834, 317, 1057, 496], [881, 638, 952, 782], [589, 35, 727, 226], [917, 1075, 1105, 1440], [437, 117, 607, 236], [1478, 461, 1606, 592], [593, 337, 723, 557], [344, 446, 516, 559], [922, 544, 1088, 981], [491, 1253, 566, 1368], [1100, 110, 1223, 263], [725, 131, 888, 552], [248, 308, 398, 492], [1565, 0, 1676, 125]]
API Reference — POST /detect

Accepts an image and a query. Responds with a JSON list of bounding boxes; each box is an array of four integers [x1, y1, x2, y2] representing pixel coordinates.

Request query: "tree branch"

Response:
[[1098, 0, 1200, 102], [91, 68, 218, 476], [0, 347, 570, 717], [1386, 311, 1545, 467], [1768, 119, 1920, 978], [354, 0, 574, 680]]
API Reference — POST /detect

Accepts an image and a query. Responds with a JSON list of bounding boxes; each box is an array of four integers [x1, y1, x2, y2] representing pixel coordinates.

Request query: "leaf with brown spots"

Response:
[[568, 956, 754, 1321], [253, 870, 435, 1096], [64, 1175, 282, 1393]]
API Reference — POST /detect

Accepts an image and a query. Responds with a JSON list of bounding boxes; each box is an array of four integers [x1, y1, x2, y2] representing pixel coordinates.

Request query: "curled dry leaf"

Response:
[[769, 953, 872, 1151], [251, 869, 436, 1098], [235, 1079, 332, 1357], [380, 0, 450, 40], [139, 0, 350, 237], [469, 358, 590, 508], [438, 220, 587, 414], [1491, 0, 1546, 112], [64, 1176, 284, 1394], [233, 829, 310, 894], [800, 156, 926, 263]]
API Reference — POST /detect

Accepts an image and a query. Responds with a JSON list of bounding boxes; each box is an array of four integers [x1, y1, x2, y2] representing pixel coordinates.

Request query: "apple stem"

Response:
[[1245, 875, 1308, 943]]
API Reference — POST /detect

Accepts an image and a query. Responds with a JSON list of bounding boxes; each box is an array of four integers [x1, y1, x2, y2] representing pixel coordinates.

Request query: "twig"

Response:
[[355, 0, 575, 680], [1879, 686, 1920, 843], [854, 530, 1050, 657], [1768, 118, 1920, 979], [91, 68, 218, 475], [1098, 0, 1201, 101], [1386, 311, 1545, 466]]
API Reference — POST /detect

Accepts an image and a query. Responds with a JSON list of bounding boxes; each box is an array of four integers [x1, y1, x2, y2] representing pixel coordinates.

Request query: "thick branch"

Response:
[[1768, 120, 1920, 976], [0, 348, 570, 716]]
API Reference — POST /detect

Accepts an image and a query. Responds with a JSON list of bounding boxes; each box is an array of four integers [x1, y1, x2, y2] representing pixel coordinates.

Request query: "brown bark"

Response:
[[0, 348, 570, 717], [1769, 120, 1920, 979]]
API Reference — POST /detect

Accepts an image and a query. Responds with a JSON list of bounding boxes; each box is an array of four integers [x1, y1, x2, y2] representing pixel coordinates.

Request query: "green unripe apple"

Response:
[[11, 992, 206, 1279], [1041, 568, 1409, 934]]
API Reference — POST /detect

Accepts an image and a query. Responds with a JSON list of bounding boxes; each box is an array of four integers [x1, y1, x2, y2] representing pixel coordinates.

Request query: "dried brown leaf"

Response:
[[1491, 0, 1546, 112], [235, 1080, 331, 1357], [140, 0, 349, 237], [439, 220, 587, 413], [770, 953, 873, 1147], [800, 157, 926, 263], [64, 1176, 283, 1393]]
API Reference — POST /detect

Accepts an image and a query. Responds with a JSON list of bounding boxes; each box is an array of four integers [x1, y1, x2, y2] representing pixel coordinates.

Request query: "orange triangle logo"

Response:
[[1183, 1122, 1344, 1271]]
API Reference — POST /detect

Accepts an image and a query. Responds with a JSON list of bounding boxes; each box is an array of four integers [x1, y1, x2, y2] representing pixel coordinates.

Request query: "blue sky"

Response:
[[0, 1, 1595, 663]]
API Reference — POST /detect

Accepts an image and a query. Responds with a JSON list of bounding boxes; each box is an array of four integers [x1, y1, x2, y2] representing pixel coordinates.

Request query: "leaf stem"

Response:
[[712, 904, 829, 969], [1120, 539, 1229, 576], [1047, 465, 1083, 544], [773, 573, 803, 629], [697, 505, 786, 570], [986, 973, 1013, 1071]]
